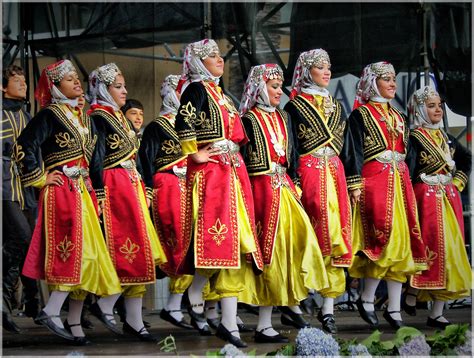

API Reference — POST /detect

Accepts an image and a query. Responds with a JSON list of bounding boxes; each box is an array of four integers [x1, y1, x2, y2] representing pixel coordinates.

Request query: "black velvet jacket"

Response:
[[13, 104, 96, 187]]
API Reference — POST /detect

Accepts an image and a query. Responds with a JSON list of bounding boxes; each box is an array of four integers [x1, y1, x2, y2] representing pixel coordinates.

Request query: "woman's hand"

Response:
[[45, 170, 64, 186], [189, 144, 222, 164], [349, 188, 361, 207], [146, 197, 151, 208]]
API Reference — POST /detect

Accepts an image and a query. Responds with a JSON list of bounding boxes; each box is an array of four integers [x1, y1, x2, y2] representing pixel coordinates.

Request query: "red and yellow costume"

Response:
[[240, 106, 328, 305], [342, 102, 427, 282], [408, 127, 471, 300]]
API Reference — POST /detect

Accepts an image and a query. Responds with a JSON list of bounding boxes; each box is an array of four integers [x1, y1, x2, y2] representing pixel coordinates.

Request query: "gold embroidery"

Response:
[[310, 215, 319, 229], [373, 226, 384, 240], [425, 247, 438, 268], [247, 145, 259, 163], [208, 218, 228, 246], [55, 132, 75, 148], [297, 123, 315, 140], [412, 227, 423, 241], [11, 144, 25, 162], [107, 133, 124, 150], [119, 238, 140, 264], [256, 221, 263, 238], [364, 135, 375, 147], [57, 235, 75, 262], [161, 140, 181, 155], [194, 111, 212, 129], [179, 102, 197, 127], [419, 151, 436, 165]]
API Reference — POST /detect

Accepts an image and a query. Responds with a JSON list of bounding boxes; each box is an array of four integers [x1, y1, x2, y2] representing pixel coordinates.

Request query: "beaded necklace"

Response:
[[257, 108, 286, 157]]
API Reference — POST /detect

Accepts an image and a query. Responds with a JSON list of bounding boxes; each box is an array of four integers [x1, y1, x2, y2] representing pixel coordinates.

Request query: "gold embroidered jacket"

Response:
[[408, 128, 471, 190], [12, 104, 96, 188], [89, 108, 141, 200], [138, 115, 186, 195], [284, 94, 345, 156], [341, 104, 409, 190]]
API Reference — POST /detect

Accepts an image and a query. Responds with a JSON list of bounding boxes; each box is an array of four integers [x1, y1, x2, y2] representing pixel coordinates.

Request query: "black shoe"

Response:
[[237, 322, 253, 333], [160, 309, 193, 329], [356, 298, 379, 327], [123, 320, 158, 342], [427, 315, 451, 329], [279, 307, 310, 329], [317, 311, 337, 334], [143, 320, 151, 328], [402, 292, 417, 316], [63, 320, 92, 346], [24, 299, 40, 319], [89, 302, 122, 335], [215, 323, 248, 348], [254, 327, 289, 343], [207, 317, 220, 330], [187, 306, 212, 336], [383, 310, 404, 329], [34, 310, 74, 341], [2, 311, 20, 334], [81, 316, 95, 330], [300, 295, 317, 315]]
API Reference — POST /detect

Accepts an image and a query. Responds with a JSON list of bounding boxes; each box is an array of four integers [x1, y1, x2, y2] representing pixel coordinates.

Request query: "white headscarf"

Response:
[[179, 39, 221, 93], [239, 64, 284, 115], [408, 86, 443, 129], [51, 84, 79, 108], [353, 61, 396, 109], [159, 74, 181, 116], [86, 63, 122, 111], [290, 49, 331, 99]]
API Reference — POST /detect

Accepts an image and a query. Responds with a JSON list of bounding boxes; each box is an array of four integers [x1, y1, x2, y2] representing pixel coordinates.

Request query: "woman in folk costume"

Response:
[[341, 61, 427, 329], [239, 64, 328, 343], [14, 60, 121, 344], [284, 49, 352, 334], [87, 63, 167, 342], [138, 74, 195, 331], [174, 39, 264, 348], [403, 86, 471, 328]]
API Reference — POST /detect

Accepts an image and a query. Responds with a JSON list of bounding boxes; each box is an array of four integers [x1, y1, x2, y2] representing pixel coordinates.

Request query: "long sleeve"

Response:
[[89, 113, 107, 201], [175, 82, 207, 155], [449, 133, 472, 191], [340, 109, 364, 190], [285, 111, 300, 184], [138, 122, 161, 192], [12, 109, 53, 187]]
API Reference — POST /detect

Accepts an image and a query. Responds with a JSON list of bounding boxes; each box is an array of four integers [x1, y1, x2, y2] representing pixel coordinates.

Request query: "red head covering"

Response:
[[35, 60, 76, 108]]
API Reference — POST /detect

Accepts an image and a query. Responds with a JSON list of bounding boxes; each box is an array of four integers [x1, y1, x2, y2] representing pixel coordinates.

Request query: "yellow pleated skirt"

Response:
[[417, 193, 472, 301], [319, 165, 350, 298], [240, 186, 329, 306], [349, 169, 417, 283], [49, 177, 121, 299], [193, 171, 257, 299]]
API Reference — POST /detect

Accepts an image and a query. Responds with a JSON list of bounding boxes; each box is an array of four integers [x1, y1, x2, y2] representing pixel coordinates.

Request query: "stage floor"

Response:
[[3, 305, 472, 356]]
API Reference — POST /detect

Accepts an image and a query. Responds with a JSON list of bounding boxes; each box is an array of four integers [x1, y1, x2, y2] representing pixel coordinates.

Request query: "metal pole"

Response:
[[422, 3, 430, 86], [467, 116, 473, 261]]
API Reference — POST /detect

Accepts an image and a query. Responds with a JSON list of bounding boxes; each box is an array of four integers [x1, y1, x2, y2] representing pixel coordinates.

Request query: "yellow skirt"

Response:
[[136, 180, 168, 266], [49, 177, 121, 299], [194, 172, 257, 299], [349, 169, 416, 283], [240, 186, 329, 306], [418, 194, 472, 301]]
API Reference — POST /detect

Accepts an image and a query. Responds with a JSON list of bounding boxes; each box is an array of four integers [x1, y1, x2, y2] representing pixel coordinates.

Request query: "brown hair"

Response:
[[3, 65, 25, 88]]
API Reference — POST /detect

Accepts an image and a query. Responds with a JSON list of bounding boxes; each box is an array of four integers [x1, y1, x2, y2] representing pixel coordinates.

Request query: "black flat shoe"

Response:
[[383, 310, 404, 329], [317, 311, 337, 334], [215, 323, 248, 348], [237, 322, 253, 333], [356, 298, 379, 327], [123, 321, 158, 342], [160, 309, 193, 329], [81, 316, 95, 330], [89, 302, 122, 335], [63, 320, 92, 346], [207, 317, 220, 330], [427, 315, 451, 329], [35, 310, 74, 341], [2, 311, 20, 334], [402, 292, 417, 316], [300, 294, 317, 315], [279, 307, 310, 329], [187, 305, 212, 336], [254, 327, 289, 343], [143, 320, 151, 328]]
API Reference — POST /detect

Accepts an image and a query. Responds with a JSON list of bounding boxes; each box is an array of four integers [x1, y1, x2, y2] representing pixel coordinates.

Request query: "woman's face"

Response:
[[108, 74, 127, 107], [266, 79, 283, 107], [202, 52, 224, 77], [376, 74, 397, 99], [57, 71, 82, 99], [425, 95, 443, 124], [310, 62, 331, 88]]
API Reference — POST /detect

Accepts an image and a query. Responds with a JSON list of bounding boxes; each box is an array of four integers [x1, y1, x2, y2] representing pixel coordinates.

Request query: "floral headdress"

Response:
[[160, 74, 181, 116], [290, 49, 331, 99], [86, 63, 123, 111], [353, 61, 396, 109], [35, 59, 77, 108], [408, 85, 442, 129]]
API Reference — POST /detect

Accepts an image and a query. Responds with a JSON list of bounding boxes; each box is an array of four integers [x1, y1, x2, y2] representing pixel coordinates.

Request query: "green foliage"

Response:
[[426, 323, 470, 356], [392, 326, 424, 347], [337, 337, 359, 356], [360, 330, 397, 356]]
